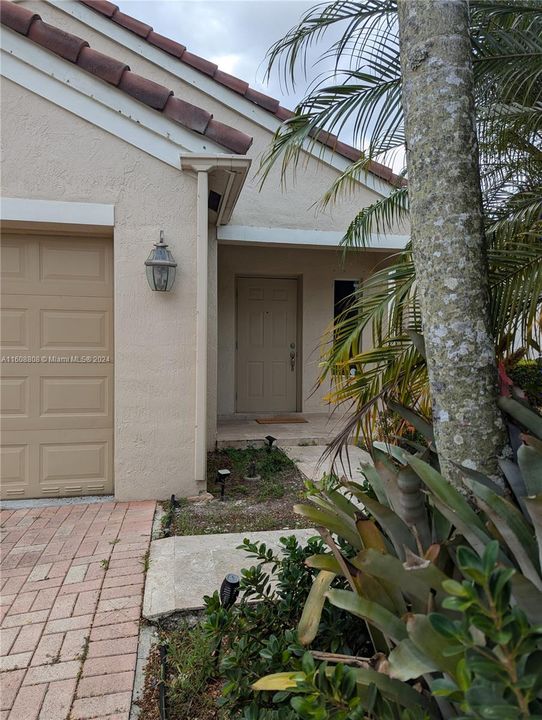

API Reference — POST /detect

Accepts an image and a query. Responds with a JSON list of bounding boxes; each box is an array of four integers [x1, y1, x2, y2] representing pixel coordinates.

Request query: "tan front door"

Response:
[[236, 277, 298, 413], [1, 233, 114, 499]]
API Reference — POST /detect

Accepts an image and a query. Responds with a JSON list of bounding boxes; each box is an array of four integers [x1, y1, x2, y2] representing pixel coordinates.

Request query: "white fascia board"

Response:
[[45, 0, 394, 198], [1, 27, 227, 169], [1, 197, 114, 225], [217, 225, 409, 249]]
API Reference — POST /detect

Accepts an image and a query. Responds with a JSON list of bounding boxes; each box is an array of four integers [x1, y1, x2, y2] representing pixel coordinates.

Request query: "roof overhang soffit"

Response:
[[180, 154, 251, 226]]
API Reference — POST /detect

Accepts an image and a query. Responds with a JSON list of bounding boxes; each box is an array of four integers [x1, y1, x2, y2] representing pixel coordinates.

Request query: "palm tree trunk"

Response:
[[397, 0, 506, 484]]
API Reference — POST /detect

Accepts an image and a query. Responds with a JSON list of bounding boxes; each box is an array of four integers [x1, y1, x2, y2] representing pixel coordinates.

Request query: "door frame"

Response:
[[234, 274, 302, 413]]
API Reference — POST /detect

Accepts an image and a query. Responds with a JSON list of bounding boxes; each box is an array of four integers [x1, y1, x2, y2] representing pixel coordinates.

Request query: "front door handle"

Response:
[[290, 351, 296, 371]]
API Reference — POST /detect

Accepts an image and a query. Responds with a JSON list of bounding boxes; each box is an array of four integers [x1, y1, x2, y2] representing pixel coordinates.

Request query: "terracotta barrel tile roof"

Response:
[[78, 0, 404, 187], [0, 0, 253, 155], [214, 69, 249, 95], [244, 87, 280, 114], [206, 118, 255, 156], [81, 0, 117, 18], [180, 50, 218, 77], [147, 30, 185, 59]]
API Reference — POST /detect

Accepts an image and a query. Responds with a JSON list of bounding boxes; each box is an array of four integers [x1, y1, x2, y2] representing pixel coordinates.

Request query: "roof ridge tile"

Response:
[[78, 45, 129, 85], [0, 0, 252, 155], [148, 30, 185, 59], [0, 0, 40, 34], [111, 10, 152, 39], [80, 0, 118, 19], [28, 18, 89, 63], [118, 69, 173, 109]]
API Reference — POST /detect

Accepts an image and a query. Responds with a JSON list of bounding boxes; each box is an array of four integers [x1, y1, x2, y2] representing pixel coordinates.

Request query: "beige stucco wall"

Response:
[[23, 1, 409, 238], [1, 77, 200, 500], [217, 244, 392, 416]]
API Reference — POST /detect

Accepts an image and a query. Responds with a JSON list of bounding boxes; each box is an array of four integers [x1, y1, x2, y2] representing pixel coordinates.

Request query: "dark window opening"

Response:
[[334, 280, 362, 369], [208, 190, 221, 212], [334, 280, 359, 321]]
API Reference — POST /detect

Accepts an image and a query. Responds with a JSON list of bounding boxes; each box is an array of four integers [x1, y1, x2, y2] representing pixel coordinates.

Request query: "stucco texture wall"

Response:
[[217, 244, 392, 415], [23, 1, 408, 238], [1, 77, 199, 501]]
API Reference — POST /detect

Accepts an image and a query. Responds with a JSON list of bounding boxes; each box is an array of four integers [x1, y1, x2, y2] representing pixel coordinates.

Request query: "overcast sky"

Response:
[[118, 1, 317, 107]]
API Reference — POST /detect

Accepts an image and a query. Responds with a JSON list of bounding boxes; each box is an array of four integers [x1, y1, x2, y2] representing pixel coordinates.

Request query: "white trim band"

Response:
[[217, 225, 409, 249], [1, 197, 115, 226]]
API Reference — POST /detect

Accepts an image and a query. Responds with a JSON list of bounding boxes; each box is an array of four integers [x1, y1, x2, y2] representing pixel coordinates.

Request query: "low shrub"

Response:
[[508, 358, 542, 407], [202, 535, 370, 719]]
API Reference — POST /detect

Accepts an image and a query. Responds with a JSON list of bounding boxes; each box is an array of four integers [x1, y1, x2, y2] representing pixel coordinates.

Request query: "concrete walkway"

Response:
[[0, 500, 155, 720], [282, 444, 371, 483]]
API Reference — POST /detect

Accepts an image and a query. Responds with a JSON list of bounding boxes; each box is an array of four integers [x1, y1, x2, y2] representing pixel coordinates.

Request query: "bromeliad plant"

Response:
[[253, 399, 542, 718]]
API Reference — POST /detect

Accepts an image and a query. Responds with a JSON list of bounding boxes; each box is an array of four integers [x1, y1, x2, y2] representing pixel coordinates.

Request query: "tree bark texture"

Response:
[[397, 0, 506, 483]]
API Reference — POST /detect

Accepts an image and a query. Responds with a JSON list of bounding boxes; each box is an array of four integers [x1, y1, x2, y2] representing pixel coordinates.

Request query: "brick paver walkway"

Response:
[[0, 500, 156, 720]]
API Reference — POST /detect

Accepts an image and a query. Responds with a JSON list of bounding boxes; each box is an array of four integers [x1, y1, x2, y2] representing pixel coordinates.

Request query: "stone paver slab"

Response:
[[143, 528, 316, 618]]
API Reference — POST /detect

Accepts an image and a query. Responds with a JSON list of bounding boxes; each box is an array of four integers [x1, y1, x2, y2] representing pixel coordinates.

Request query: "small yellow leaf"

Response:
[[252, 672, 305, 691]]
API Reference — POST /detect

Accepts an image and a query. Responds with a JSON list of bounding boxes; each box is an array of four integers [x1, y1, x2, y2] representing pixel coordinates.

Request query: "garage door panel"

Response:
[[22, 295, 113, 355], [0, 376, 30, 418], [0, 443, 29, 496], [2, 429, 113, 497], [0, 236, 36, 285], [40, 307, 110, 354], [1, 234, 113, 499], [38, 237, 113, 296], [41, 375, 111, 420], [2, 366, 112, 429], [1, 307, 30, 351]]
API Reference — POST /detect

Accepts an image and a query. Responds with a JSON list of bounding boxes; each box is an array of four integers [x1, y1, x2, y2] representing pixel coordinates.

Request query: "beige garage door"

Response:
[[1, 232, 114, 499]]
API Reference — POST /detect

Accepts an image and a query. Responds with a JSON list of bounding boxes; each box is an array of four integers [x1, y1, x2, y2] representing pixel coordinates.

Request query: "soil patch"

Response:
[[163, 447, 312, 535]]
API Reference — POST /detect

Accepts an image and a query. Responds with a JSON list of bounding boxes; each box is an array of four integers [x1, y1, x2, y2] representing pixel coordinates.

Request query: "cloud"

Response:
[[118, 0, 315, 101]]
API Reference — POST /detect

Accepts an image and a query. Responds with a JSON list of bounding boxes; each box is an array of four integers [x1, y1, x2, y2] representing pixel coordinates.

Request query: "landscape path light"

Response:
[[216, 468, 231, 501], [220, 573, 240, 609]]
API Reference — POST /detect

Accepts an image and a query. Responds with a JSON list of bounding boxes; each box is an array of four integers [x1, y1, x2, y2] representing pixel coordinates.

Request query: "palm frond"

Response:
[[338, 187, 409, 247]]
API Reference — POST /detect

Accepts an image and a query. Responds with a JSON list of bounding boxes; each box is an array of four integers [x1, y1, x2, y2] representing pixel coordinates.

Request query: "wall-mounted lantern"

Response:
[[145, 231, 177, 292]]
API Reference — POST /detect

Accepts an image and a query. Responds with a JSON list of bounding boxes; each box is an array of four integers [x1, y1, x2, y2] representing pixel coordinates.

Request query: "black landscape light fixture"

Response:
[[145, 230, 177, 292], [264, 435, 277, 452], [220, 573, 240, 609], [216, 468, 231, 501]]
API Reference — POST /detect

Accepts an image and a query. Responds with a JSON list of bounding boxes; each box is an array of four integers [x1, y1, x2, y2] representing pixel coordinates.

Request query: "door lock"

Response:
[[290, 350, 296, 371]]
